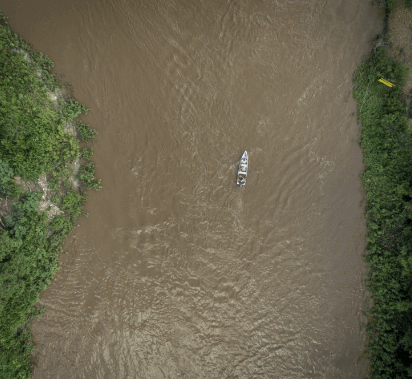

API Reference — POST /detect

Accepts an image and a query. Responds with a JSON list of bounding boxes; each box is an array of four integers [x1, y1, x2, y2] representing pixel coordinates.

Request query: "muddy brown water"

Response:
[[1, 0, 383, 377]]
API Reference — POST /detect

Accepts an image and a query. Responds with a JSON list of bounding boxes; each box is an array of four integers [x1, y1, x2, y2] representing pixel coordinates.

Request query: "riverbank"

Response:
[[0, 10, 100, 378], [353, 1, 412, 377]]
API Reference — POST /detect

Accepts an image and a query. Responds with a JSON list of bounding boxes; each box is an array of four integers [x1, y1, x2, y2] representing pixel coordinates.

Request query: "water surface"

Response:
[[1, 0, 383, 377]]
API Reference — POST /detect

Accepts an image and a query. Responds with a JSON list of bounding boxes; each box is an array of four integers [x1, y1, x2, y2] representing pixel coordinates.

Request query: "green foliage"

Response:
[[0, 47, 57, 180], [78, 145, 101, 191], [0, 159, 14, 197], [60, 189, 87, 220], [48, 188, 87, 245], [0, 192, 57, 379], [0, 10, 86, 181], [386, 0, 398, 11], [78, 147, 101, 190], [0, 160, 13, 193], [353, 46, 412, 378], [51, 194, 60, 204], [59, 100, 88, 122], [0, 160, 23, 199], [48, 215, 73, 247], [79, 161, 102, 190], [0, 9, 101, 378], [77, 120, 98, 142], [81, 146, 93, 162]]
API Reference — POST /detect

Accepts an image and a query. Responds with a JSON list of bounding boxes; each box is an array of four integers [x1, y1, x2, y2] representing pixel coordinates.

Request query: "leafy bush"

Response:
[[0, 159, 23, 199], [51, 194, 60, 204], [0, 46, 83, 180], [353, 46, 412, 378], [0, 159, 14, 196], [0, 9, 88, 182], [80, 146, 93, 162], [77, 120, 98, 142], [79, 161, 102, 190], [0, 50, 57, 180], [59, 100, 88, 122], [0, 192, 57, 379], [48, 214, 74, 247], [60, 189, 87, 220]]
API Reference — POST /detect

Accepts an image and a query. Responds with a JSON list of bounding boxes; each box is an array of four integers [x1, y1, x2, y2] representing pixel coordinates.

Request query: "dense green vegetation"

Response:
[[352, 5, 412, 377], [0, 10, 100, 379]]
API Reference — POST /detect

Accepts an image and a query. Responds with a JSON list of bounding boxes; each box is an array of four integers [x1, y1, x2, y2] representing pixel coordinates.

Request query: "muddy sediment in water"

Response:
[[1, 0, 383, 377]]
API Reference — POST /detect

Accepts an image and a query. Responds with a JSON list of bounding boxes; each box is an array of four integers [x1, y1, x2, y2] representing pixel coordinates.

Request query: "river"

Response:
[[1, 0, 382, 377]]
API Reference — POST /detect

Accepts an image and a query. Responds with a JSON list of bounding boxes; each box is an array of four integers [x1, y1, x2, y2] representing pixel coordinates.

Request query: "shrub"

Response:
[[79, 161, 102, 190], [60, 189, 87, 220], [0, 192, 56, 379], [0, 159, 14, 196], [0, 159, 23, 198], [77, 120, 98, 142], [59, 100, 88, 122], [353, 46, 412, 378], [80, 146, 93, 162]]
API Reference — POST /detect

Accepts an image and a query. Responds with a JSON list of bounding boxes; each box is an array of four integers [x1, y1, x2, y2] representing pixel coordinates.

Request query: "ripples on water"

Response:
[[3, 0, 382, 377]]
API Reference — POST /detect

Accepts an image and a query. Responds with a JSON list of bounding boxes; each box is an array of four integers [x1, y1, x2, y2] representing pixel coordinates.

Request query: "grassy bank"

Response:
[[353, 1, 412, 378], [0, 11, 100, 379]]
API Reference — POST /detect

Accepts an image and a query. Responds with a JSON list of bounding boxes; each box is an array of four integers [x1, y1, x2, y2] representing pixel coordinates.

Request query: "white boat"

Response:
[[237, 151, 248, 187]]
